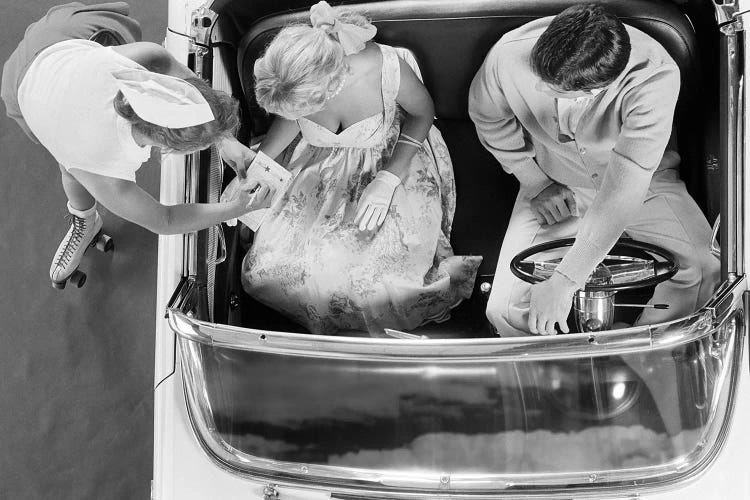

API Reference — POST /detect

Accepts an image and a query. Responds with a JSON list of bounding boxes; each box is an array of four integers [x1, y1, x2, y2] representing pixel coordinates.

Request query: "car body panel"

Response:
[[153, 0, 750, 498]]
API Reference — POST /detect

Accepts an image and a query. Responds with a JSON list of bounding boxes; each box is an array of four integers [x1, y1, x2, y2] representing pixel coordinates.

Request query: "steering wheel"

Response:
[[510, 238, 679, 291], [509, 238, 680, 418]]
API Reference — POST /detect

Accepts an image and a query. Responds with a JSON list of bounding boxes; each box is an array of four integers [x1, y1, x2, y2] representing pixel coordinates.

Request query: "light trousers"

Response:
[[487, 170, 720, 336]]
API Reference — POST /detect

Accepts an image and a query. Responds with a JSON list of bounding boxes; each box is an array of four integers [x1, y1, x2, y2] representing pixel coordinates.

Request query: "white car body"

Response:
[[152, 1, 750, 499]]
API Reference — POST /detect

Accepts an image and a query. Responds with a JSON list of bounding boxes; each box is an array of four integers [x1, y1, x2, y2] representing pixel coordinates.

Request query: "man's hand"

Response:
[[529, 182, 578, 225], [528, 271, 579, 335], [217, 137, 256, 179]]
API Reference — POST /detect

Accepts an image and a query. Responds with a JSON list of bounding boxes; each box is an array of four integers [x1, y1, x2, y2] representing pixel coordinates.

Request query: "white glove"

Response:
[[355, 170, 401, 232]]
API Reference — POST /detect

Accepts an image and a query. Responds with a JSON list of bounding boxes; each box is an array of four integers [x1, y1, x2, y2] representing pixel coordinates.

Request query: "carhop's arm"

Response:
[[111, 42, 195, 79], [66, 167, 267, 235], [554, 65, 681, 287], [468, 44, 553, 199]]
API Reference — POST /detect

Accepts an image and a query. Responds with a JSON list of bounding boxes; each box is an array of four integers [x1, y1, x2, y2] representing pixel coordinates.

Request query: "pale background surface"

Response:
[[0, 1, 165, 498]]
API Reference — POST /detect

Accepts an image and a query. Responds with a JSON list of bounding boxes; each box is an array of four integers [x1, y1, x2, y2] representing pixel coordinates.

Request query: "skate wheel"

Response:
[[51, 280, 66, 290], [70, 270, 87, 288], [96, 234, 114, 253]]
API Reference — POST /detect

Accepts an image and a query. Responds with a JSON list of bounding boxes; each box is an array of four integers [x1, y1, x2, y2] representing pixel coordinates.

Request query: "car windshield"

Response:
[[171, 299, 741, 492]]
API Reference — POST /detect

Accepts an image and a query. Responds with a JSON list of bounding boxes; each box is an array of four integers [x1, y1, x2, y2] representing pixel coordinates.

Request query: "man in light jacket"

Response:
[[469, 3, 719, 336]]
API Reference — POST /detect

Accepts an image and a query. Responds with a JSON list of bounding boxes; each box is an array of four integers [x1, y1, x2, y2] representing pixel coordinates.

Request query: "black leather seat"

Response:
[[236, 0, 698, 279]]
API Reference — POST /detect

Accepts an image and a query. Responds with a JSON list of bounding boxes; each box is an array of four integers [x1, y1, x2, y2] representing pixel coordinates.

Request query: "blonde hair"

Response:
[[254, 11, 370, 119]]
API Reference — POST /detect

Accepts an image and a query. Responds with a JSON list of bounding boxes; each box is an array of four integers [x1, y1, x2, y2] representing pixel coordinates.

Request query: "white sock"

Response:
[[67, 201, 97, 219]]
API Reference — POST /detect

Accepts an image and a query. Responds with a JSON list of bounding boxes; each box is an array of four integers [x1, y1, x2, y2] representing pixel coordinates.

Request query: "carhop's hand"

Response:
[[218, 138, 256, 179], [529, 182, 578, 225], [528, 271, 578, 335], [235, 179, 275, 212], [355, 170, 401, 235]]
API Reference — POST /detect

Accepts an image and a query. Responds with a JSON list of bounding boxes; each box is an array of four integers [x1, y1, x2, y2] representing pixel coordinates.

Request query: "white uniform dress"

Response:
[[17, 39, 151, 181]]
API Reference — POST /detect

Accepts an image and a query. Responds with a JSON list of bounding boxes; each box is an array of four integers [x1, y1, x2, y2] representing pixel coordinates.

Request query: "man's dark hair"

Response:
[[531, 4, 631, 91]]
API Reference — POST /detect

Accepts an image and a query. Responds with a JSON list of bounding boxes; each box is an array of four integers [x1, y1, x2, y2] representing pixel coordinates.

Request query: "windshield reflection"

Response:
[[194, 332, 725, 473]]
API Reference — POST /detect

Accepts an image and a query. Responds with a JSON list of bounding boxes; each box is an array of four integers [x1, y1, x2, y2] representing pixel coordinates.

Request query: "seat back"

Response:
[[237, 0, 698, 274]]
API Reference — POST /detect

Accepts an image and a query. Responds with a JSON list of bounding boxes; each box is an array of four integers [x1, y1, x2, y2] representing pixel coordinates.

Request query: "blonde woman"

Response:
[[243, 1, 482, 335], [1, 2, 268, 287]]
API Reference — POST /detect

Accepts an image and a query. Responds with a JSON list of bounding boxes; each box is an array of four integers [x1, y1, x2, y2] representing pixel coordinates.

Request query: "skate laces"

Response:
[[55, 215, 87, 267]]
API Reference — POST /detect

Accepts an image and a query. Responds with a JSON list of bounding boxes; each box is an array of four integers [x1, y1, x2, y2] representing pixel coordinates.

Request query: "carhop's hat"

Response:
[[111, 68, 215, 128]]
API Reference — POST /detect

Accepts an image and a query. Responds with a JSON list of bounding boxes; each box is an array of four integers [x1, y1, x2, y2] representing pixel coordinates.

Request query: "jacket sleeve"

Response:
[[555, 65, 681, 287], [468, 44, 552, 198]]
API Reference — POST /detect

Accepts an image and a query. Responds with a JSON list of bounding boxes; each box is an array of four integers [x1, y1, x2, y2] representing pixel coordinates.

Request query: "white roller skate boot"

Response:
[[50, 203, 104, 289]]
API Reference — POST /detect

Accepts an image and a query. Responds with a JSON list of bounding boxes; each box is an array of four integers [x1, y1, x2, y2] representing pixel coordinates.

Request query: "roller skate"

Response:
[[50, 203, 114, 289], [89, 29, 125, 47]]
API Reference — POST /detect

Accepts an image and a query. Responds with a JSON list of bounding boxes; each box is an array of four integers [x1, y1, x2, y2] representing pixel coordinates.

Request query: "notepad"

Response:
[[221, 151, 293, 231]]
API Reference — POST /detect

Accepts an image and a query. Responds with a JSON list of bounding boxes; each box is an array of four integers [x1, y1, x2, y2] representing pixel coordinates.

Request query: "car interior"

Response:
[[199, 0, 722, 338]]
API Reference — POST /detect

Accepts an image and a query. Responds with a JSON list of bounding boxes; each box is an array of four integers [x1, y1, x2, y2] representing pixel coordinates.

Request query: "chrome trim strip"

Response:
[[181, 153, 197, 278], [720, 29, 741, 279], [167, 278, 743, 362], [165, 276, 199, 317], [181, 26, 209, 280], [736, 75, 744, 276], [706, 275, 746, 319], [168, 308, 710, 361]]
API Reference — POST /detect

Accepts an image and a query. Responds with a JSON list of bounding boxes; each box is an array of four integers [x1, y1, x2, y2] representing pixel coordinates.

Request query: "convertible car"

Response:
[[152, 0, 750, 498]]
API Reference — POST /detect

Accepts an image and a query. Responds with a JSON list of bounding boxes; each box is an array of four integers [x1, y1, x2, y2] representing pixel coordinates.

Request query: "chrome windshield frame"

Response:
[[170, 277, 746, 498], [167, 278, 744, 362]]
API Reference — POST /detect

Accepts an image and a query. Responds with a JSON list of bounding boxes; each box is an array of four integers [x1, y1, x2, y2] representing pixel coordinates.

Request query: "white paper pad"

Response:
[[221, 151, 293, 231]]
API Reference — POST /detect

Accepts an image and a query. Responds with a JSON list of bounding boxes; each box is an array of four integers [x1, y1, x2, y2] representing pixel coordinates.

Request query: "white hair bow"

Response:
[[309, 1, 377, 55], [111, 68, 215, 128]]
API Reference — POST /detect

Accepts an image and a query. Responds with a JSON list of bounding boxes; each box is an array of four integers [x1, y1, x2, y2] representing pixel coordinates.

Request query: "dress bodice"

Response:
[[297, 43, 400, 149]]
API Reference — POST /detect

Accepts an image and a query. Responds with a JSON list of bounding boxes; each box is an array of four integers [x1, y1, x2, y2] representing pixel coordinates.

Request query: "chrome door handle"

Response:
[[206, 224, 227, 265], [215, 223, 227, 265], [710, 215, 720, 258]]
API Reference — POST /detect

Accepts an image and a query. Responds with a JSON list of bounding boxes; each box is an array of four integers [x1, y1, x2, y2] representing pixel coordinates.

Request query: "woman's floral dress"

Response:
[[242, 44, 482, 335]]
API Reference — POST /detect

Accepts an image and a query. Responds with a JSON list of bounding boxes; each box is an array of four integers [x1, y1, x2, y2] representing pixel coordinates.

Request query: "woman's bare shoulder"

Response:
[[347, 42, 384, 74]]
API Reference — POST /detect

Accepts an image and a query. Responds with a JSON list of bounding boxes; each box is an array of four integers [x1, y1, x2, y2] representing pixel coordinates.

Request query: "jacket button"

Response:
[[591, 172, 599, 179], [579, 146, 587, 155]]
